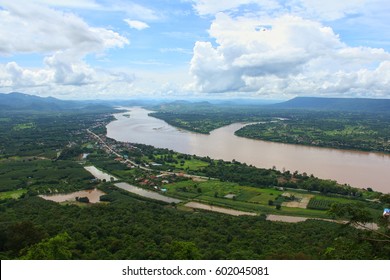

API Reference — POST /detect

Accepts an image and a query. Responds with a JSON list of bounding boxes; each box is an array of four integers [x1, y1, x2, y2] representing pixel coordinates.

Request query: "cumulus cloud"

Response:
[[124, 19, 150, 30], [289, 0, 368, 21], [0, 1, 128, 55], [189, 13, 390, 97], [0, 1, 134, 97]]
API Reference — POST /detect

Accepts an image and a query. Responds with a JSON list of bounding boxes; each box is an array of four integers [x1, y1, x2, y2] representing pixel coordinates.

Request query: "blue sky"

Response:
[[0, 0, 390, 99]]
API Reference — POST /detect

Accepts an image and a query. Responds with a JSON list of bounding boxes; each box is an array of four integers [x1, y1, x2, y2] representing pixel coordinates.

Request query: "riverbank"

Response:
[[106, 107, 390, 193]]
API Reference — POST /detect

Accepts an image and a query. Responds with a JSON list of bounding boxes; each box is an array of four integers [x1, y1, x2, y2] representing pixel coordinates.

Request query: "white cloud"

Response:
[[0, 59, 137, 99], [0, 1, 128, 55], [289, 0, 369, 21], [0, 1, 134, 97], [191, 0, 280, 16], [124, 19, 150, 30], [191, 0, 387, 25], [189, 13, 390, 97], [113, 2, 160, 21], [29, 0, 101, 9]]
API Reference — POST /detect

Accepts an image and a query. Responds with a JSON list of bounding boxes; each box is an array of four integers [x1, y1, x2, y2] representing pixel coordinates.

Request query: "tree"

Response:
[[328, 203, 390, 242], [380, 194, 390, 204], [5, 221, 47, 255], [168, 241, 201, 260], [21, 232, 74, 260]]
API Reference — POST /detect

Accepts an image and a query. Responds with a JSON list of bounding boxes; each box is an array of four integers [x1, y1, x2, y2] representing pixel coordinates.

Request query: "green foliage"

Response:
[[328, 203, 374, 224], [307, 199, 334, 210], [149, 102, 274, 134], [76, 197, 90, 203], [57, 146, 83, 160], [2, 195, 388, 260], [21, 232, 74, 260], [201, 161, 278, 187], [0, 158, 94, 193], [166, 241, 201, 260], [0, 109, 115, 158], [12, 122, 36, 131], [380, 194, 390, 204], [2, 221, 47, 256]]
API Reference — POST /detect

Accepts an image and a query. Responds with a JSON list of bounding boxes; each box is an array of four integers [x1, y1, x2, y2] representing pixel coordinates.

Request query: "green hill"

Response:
[[272, 97, 390, 112], [0, 92, 113, 112]]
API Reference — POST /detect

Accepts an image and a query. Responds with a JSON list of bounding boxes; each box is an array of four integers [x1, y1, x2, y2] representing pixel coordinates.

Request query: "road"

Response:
[[87, 129, 212, 180]]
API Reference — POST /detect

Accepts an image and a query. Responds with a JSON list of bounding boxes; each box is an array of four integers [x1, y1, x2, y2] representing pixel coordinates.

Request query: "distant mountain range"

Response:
[[272, 96, 390, 112], [0, 92, 113, 111], [1, 92, 390, 113], [0, 92, 165, 111]]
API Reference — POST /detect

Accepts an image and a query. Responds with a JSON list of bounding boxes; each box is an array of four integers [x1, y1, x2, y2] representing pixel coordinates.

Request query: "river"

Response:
[[106, 107, 390, 193]]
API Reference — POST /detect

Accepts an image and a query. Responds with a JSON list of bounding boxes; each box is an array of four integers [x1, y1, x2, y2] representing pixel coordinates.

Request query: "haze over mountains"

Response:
[[1, 92, 390, 113], [272, 97, 390, 112], [0, 92, 84, 111]]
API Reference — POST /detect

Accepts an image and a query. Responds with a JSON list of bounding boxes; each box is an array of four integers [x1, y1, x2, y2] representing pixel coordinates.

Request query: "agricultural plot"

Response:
[[0, 158, 94, 194], [172, 158, 209, 171], [0, 189, 27, 199], [282, 192, 314, 208], [307, 199, 334, 210], [165, 179, 331, 218], [306, 194, 362, 211]]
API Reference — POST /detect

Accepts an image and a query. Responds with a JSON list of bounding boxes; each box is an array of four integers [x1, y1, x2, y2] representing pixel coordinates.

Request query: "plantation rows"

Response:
[[307, 199, 334, 210]]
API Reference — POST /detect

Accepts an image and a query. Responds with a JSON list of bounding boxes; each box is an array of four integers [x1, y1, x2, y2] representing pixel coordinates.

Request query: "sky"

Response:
[[0, 0, 390, 100]]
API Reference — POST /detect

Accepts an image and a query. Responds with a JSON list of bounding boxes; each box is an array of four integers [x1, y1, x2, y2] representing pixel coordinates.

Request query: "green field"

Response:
[[12, 122, 36, 131], [172, 158, 209, 171], [0, 189, 27, 199]]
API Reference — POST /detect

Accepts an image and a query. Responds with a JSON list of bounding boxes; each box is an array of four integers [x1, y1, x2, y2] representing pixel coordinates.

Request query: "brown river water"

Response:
[[106, 107, 390, 193]]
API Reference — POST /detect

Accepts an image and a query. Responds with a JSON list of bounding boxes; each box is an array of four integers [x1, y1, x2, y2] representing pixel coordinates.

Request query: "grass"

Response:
[[173, 158, 209, 171], [312, 194, 357, 204], [166, 180, 243, 198], [0, 189, 27, 199], [12, 122, 36, 131], [166, 180, 283, 203]]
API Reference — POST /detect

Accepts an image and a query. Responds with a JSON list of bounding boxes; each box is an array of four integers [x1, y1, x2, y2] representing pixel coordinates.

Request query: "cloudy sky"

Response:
[[1, 0, 390, 100]]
